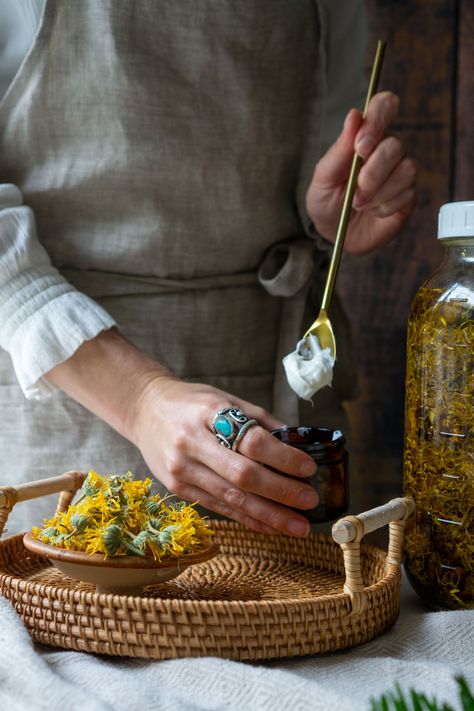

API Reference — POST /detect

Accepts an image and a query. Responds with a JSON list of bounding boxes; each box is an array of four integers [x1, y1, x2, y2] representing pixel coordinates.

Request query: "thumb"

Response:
[[313, 108, 362, 189]]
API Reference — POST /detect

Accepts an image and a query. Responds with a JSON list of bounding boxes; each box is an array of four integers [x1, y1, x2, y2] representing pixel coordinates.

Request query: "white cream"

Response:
[[283, 334, 335, 401]]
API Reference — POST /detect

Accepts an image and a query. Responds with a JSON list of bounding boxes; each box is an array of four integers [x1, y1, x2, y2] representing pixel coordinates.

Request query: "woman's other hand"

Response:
[[306, 91, 417, 255]]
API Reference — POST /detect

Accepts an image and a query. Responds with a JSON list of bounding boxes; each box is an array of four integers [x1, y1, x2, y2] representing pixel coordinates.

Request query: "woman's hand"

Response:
[[47, 329, 317, 537], [306, 91, 417, 255], [132, 378, 317, 537]]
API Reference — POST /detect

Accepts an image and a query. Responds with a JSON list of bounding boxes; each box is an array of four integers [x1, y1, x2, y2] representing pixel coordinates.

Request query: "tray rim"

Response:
[[0, 525, 402, 660], [2, 529, 397, 607]]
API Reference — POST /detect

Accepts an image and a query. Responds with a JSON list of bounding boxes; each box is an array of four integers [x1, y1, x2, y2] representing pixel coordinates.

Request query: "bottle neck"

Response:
[[442, 240, 474, 265]]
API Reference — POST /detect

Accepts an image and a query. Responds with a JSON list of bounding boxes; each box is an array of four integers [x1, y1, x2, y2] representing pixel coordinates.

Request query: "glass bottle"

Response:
[[272, 426, 348, 523], [403, 201, 474, 609]]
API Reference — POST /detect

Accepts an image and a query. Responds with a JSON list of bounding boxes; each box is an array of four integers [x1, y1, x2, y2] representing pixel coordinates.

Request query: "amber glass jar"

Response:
[[403, 201, 474, 610], [272, 426, 348, 523]]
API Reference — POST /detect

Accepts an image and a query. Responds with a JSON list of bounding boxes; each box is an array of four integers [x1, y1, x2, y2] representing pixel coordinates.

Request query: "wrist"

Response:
[[127, 369, 181, 449], [46, 328, 177, 445]]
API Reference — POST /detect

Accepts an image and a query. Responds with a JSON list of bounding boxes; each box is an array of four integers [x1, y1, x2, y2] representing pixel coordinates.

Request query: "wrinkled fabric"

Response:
[[0, 575, 472, 710]]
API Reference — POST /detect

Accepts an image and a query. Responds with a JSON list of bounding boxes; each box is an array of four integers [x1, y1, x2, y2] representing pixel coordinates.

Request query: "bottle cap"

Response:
[[438, 201, 474, 239]]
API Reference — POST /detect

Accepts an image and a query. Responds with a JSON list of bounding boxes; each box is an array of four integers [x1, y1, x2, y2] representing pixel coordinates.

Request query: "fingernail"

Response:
[[300, 460, 316, 476], [385, 93, 400, 116], [356, 135, 376, 159], [298, 490, 317, 509], [287, 519, 310, 537], [344, 107, 360, 131]]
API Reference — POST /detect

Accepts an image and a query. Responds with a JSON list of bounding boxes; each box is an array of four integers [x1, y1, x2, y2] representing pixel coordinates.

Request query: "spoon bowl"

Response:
[[302, 308, 336, 358]]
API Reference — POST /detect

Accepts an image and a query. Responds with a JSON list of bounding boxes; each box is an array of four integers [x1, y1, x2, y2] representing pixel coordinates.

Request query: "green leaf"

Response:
[[370, 677, 472, 711], [456, 676, 474, 711]]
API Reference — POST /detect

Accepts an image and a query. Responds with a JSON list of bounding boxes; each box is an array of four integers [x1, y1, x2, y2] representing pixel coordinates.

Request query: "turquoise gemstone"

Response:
[[215, 416, 233, 437]]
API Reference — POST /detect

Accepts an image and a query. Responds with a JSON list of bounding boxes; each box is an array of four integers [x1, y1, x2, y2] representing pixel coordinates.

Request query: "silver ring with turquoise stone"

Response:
[[211, 407, 258, 451]]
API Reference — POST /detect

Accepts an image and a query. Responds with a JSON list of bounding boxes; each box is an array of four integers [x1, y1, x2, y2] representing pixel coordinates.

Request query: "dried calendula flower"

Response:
[[33, 470, 213, 560]]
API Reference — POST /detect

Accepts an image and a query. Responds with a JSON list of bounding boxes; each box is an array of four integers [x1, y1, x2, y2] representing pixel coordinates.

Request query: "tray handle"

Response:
[[332, 496, 415, 614], [0, 471, 87, 537]]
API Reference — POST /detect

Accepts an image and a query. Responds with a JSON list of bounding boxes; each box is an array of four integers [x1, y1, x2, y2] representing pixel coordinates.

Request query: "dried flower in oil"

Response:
[[404, 288, 473, 609]]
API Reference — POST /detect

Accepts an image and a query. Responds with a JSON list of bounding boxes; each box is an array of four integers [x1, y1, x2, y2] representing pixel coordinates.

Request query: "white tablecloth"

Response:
[[0, 574, 473, 711]]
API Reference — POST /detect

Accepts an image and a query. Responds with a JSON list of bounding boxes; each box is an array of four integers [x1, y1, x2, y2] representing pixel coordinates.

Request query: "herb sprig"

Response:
[[370, 676, 474, 711]]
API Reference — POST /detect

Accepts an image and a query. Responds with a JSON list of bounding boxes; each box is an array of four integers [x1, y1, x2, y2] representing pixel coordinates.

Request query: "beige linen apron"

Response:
[[0, 0, 355, 533]]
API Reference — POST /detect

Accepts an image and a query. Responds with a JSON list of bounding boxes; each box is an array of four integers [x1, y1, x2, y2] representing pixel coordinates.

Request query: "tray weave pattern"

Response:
[[0, 521, 400, 660]]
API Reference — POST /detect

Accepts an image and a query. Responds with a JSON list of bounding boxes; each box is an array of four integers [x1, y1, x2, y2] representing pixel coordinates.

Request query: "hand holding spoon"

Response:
[[283, 40, 386, 401], [304, 39, 386, 358]]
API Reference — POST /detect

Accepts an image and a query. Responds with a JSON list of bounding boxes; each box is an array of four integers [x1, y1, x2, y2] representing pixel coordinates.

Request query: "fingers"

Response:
[[164, 478, 279, 535], [350, 91, 417, 223], [305, 88, 417, 254], [167, 462, 311, 537], [355, 91, 400, 160], [199, 432, 318, 510], [236, 425, 316, 477], [138, 381, 318, 537], [208, 396, 316, 478], [313, 92, 400, 191], [372, 187, 417, 218], [231, 397, 286, 432], [355, 148, 417, 211], [312, 108, 363, 189]]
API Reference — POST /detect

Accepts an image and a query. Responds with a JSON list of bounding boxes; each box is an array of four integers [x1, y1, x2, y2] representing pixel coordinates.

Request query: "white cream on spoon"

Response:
[[283, 334, 335, 401]]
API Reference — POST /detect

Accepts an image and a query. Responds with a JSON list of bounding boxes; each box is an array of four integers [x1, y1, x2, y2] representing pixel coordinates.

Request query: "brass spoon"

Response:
[[301, 40, 386, 358]]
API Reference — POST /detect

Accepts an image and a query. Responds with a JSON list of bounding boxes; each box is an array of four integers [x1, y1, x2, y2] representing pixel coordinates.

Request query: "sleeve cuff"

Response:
[[0, 191, 117, 399], [0, 268, 116, 399]]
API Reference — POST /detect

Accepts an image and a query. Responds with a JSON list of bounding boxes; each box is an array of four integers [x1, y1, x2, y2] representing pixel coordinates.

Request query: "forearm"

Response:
[[46, 328, 175, 445]]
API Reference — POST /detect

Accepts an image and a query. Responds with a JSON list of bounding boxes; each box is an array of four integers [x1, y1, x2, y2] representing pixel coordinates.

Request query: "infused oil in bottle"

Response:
[[403, 201, 474, 610]]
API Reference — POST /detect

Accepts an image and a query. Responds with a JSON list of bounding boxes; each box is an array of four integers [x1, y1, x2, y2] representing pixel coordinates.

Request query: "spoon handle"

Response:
[[320, 39, 386, 314]]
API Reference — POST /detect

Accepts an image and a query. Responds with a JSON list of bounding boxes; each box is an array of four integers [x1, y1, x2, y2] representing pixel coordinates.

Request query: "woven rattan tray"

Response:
[[0, 472, 414, 660]]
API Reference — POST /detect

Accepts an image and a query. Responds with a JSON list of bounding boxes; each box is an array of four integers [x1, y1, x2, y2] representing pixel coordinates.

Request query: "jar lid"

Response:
[[438, 201, 474, 240]]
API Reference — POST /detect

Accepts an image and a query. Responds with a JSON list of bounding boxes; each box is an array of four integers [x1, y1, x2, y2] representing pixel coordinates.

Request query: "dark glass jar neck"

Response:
[[271, 427, 346, 463]]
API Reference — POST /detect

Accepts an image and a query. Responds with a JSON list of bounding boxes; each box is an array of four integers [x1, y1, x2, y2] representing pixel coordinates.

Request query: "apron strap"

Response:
[[258, 238, 317, 423]]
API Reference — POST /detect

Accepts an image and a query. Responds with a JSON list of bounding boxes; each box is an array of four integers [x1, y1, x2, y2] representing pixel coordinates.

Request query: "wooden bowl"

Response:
[[23, 532, 219, 595]]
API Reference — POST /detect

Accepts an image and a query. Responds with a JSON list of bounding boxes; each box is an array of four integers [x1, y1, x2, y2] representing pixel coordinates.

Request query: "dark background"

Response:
[[338, 0, 471, 512]]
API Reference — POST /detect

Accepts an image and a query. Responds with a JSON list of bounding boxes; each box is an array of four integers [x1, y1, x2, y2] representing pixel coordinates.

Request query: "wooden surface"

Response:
[[454, 0, 474, 199], [338, 1, 461, 513]]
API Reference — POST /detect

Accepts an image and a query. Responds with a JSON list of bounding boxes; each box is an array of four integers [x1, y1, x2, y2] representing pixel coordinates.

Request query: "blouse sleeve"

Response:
[[0, 184, 116, 400]]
